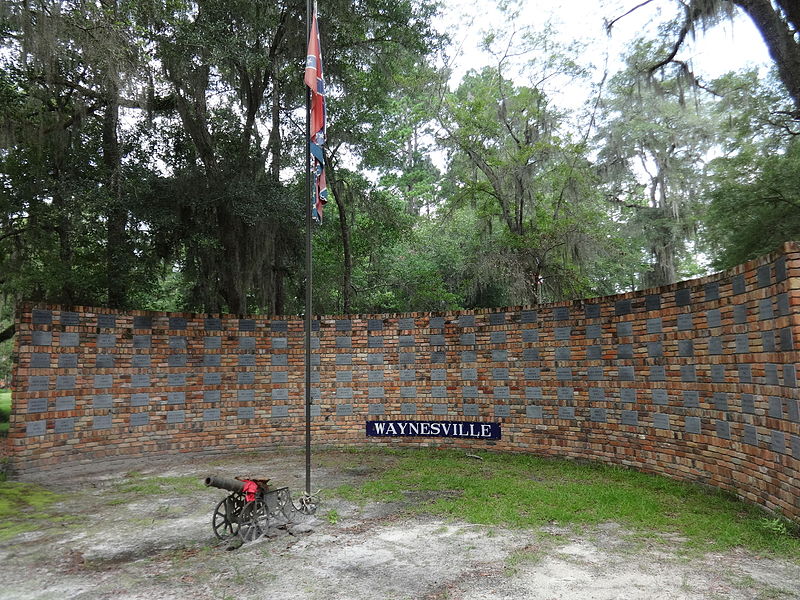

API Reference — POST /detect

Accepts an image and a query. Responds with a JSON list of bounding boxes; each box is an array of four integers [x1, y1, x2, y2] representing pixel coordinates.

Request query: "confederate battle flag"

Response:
[[305, 7, 327, 223]]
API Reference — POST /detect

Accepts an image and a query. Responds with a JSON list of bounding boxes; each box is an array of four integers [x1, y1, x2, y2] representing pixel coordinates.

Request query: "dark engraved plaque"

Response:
[[94, 415, 112, 430], [399, 318, 415, 329], [778, 293, 790, 316], [733, 304, 747, 324], [132, 355, 151, 368], [615, 300, 631, 315], [369, 387, 385, 398], [169, 317, 187, 330], [431, 351, 446, 363], [586, 345, 602, 360], [735, 334, 749, 354], [204, 373, 222, 386], [54, 417, 75, 434], [646, 317, 662, 334], [461, 350, 477, 362], [618, 366, 635, 381], [714, 392, 729, 411], [738, 365, 752, 384], [556, 367, 572, 380], [708, 337, 723, 354], [399, 352, 415, 364], [203, 355, 221, 367], [368, 318, 384, 331], [741, 394, 755, 414], [28, 376, 49, 391], [169, 354, 188, 367], [431, 386, 447, 398], [131, 393, 149, 407], [26, 420, 47, 437], [239, 319, 255, 332], [489, 312, 505, 325], [400, 402, 417, 414], [621, 410, 638, 426], [620, 388, 637, 403], [27, 398, 48, 413], [55, 396, 75, 411], [462, 386, 478, 398], [167, 391, 185, 404], [431, 368, 446, 380], [368, 371, 384, 382], [237, 390, 255, 402], [399, 335, 415, 347], [271, 388, 288, 401], [678, 340, 694, 357], [368, 403, 385, 415], [432, 403, 448, 415], [93, 394, 113, 409], [238, 407, 255, 419], [493, 368, 509, 380], [743, 424, 757, 445], [134, 316, 152, 329], [759, 298, 774, 321], [495, 405, 511, 417], [133, 335, 151, 348], [677, 314, 693, 331], [337, 370, 353, 383], [335, 337, 351, 348], [715, 420, 731, 439], [336, 319, 352, 331], [681, 365, 696, 382], [586, 324, 602, 339], [524, 367, 541, 380], [706, 309, 722, 329], [585, 304, 601, 319], [756, 264, 771, 288], [520, 310, 537, 324], [270, 320, 288, 332], [554, 307, 570, 321], [704, 282, 720, 301], [649, 365, 666, 381], [588, 366, 604, 381], [685, 416, 701, 434], [367, 353, 384, 365], [31, 353, 50, 368], [647, 341, 663, 357], [554, 327, 571, 341], [167, 373, 186, 386], [554, 347, 570, 360], [204, 408, 220, 421], [589, 388, 605, 402], [32, 309, 52, 325], [526, 386, 543, 399], [93, 354, 111, 368], [32, 331, 52, 346], [272, 355, 288, 366], [97, 334, 117, 348], [60, 311, 79, 326], [131, 374, 150, 388], [732, 274, 746, 295], [271, 371, 287, 383], [336, 404, 353, 416], [460, 333, 476, 345], [526, 405, 542, 418], [169, 335, 187, 349], [786, 364, 798, 387], [653, 413, 670, 430], [711, 365, 725, 383], [590, 407, 606, 422], [645, 294, 661, 311], [524, 348, 540, 361], [459, 314, 475, 328], [652, 389, 668, 405], [400, 387, 416, 399], [491, 331, 507, 344], [765, 364, 779, 385], [493, 386, 510, 399], [771, 430, 785, 454], [60, 332, 79, 347], [204, 317, 222, 330], [768, 396, 782, 418], [557, 387, 574, 400], [617, 344, 633, 359], [430, 334, 446, 346], [167, 410, 185, 424], [368, 336, 384, 348], [429, 317, 445, 329], [56, 375, 75, 390], [204, 390, 221, 402], [617, 322, 633, 337], [239, 336, 256, 350], [675, 288, 691, 306]]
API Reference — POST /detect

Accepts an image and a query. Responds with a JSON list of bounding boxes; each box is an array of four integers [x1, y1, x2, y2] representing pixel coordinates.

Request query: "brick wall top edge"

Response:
[[18, 242, 799, 322]]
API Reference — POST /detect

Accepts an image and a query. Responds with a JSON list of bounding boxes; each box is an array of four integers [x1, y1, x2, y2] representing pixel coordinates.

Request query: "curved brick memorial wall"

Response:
[[7, 243, 800, 520]]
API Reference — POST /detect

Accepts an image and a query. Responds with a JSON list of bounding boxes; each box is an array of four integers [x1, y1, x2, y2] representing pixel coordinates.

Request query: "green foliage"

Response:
[[704, 139, 800, 268]]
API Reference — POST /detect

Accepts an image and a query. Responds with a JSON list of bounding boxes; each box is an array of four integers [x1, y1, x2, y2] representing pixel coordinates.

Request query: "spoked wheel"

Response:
[[212, 492, 245, 540], [239, 499, 269, 542], [293, 490, 320, 515]]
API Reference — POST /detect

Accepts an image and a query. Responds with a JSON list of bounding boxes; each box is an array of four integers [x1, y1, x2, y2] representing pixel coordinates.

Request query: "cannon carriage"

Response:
[[204, 476, 318, 542]]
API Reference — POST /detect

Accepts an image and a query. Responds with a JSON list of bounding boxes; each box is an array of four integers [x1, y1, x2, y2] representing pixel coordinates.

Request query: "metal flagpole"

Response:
[[304, 0, 313, 496]]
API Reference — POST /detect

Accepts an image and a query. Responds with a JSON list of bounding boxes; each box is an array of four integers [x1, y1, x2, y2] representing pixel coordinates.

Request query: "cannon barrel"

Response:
[[204, 476, 245, 493]]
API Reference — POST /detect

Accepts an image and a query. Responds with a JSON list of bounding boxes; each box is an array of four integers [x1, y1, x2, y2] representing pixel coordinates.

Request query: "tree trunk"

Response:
[[734, 0, 800, 113], [103, 81, 127, 309], [330, 171, 353, 314]]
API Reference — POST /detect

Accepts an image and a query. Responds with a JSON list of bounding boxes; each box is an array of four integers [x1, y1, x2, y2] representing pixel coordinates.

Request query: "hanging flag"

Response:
[[305, 7, 327, 223]]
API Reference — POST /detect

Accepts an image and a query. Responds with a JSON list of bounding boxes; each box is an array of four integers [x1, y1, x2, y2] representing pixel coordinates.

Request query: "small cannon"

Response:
[[204, 475, 318, 542]]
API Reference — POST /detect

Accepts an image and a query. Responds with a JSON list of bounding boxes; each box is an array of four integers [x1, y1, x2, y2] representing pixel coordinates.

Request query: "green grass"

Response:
[[329, 449, 800, 556], [111, 471, 206, 498], [0, 389, 11, 436], [0, 480, 70, 540]]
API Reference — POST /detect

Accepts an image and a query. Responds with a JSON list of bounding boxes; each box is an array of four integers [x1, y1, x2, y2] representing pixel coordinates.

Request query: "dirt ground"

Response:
[[2, 450, 799, 600]]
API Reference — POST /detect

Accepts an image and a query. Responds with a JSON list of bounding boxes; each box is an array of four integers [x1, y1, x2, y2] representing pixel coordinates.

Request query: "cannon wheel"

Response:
[[239, 499, 269, 542], [212, 492, 245, 540]]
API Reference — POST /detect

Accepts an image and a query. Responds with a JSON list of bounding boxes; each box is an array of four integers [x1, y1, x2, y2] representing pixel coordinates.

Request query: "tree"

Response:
[[595, 41, 716, 287], [440, 67, 623, 304], [609, 0, 800, 115]]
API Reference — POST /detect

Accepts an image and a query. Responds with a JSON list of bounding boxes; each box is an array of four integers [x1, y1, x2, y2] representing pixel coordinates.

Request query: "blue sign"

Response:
[[366, 420, 501, 440]]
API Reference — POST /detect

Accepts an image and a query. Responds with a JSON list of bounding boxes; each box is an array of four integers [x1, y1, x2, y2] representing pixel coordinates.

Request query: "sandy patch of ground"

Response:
[[2, 451, 798, 600]]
